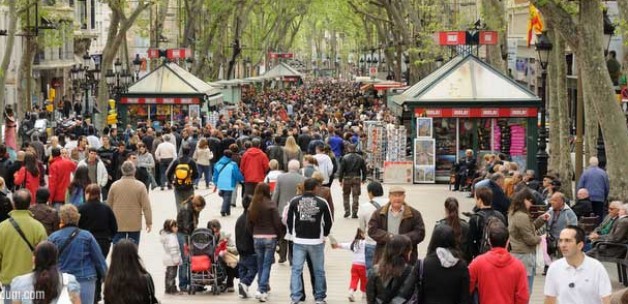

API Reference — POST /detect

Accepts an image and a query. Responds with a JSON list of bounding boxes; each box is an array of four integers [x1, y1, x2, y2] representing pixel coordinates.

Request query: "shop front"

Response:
[[391, 54, 541, 183], [118, 97, 203, 129]]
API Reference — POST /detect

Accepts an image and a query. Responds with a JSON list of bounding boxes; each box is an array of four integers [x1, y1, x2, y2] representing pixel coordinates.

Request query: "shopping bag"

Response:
[[540, 235, 552, 265], [535, 242, 546, 272]]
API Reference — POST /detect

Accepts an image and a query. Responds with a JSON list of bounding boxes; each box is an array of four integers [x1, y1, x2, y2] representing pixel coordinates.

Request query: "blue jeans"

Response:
[[177, 233, 190, 289], [78, 278, 96, 304], [112, 232, 140, 245], [238, 253, 258, 287], [196, 164, 211, 186], [254, 238, 277, 293], [364, 243, 376, 273], [220, 190, 233, 214], [290, 243, 326, 302]]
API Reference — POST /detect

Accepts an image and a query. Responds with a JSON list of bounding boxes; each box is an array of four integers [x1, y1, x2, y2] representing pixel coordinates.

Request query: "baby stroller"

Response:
[[187, 228, 227, 295]]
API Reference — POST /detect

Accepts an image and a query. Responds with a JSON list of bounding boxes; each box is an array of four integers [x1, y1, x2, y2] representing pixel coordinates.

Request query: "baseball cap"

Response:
[[389, 186, 406, 194]]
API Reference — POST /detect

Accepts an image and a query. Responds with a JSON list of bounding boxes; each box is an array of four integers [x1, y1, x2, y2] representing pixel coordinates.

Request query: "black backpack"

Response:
[[474, 210, 505, 255]]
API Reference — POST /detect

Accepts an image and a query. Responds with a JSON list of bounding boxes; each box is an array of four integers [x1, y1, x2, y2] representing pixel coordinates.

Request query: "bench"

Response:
[[578, 215, 599, 235], [591, 242, 628, 287]]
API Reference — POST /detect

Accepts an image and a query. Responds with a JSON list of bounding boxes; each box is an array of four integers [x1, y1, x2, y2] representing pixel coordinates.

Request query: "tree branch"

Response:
[[531, 0, 578, 49], [348, 1, 391, 24]]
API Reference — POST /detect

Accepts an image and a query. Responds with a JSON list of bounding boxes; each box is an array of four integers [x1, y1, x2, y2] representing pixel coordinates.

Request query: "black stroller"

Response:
[[187, 228, 227, 295]]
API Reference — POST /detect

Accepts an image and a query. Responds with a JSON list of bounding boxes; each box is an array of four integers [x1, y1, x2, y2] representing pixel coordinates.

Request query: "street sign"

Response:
[[369, 67, 377, 77]]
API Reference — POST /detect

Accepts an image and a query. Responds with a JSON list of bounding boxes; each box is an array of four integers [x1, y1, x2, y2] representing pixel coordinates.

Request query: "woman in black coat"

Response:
[[420, 224, 470, 304]]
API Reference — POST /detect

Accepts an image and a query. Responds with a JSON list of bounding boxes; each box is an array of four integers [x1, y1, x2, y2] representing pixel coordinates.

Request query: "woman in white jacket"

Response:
[[160, 219, 182, 294]]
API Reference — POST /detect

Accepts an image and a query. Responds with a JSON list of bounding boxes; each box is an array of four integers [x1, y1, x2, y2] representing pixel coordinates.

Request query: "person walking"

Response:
[[544, 225, 612, 304], [78, 183, 118, 302], [272, 159, 305, 263], [338, 144, 367, 218], [29, 188, 60, 236], [313, 145, 333, 186], [213, 150, 244, 216], [9, 241, 81, 304], [155, 134, 177, 190], [414, 224, 470, 304], [577, 157, 610, 223], [330, 228, 367, 302], [0, 190, 47, 304], [13, 151, 41, 205], [192, 138, 213, 189], [137, 143, 158, 191], [468, 187, 507, 259], [77, 148, 109, 195], [165, 144, 199, 208], [358, 181, 386, 272], [368, 186, 425, 265], [48, 204, 108, 304], [287, 178, 333, 304], [235, 195, 257, 299], [436, 197, 471, 263], [508, 188, 544, 294], [65, 166, 90, 207], [468, 219, 529, 304], [48, 147, 77, 209], [535, 192, 578, 262], [107, 161, 152, 245], [365, 235, 415, 304], [248, 183, 283, 302], [103, 240, 159, 304], [240, 138, 270, 198]]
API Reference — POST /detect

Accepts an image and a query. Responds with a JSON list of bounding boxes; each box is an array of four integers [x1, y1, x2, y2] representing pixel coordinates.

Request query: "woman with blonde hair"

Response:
[[0, 176, 11, 222], [282, 136, 303, 169]]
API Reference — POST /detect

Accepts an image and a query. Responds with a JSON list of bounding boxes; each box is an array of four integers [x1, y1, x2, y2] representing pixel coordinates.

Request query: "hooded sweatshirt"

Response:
[[421, 248, 470, 304], [468, 247, 529, 304], [240, 147, 269, 183]]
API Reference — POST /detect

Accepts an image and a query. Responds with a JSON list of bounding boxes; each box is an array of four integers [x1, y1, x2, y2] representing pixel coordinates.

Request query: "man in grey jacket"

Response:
[[272, 160, 305, 263]]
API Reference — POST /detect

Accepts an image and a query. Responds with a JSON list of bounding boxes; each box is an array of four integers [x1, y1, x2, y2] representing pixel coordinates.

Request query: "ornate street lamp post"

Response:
[[535, 31, 552, 178]]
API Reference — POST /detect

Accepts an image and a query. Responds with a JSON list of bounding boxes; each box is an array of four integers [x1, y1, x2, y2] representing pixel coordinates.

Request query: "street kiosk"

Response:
[[390, 54, 541, 182]]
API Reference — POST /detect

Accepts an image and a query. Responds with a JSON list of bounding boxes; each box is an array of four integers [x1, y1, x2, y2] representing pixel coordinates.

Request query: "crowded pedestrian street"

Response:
[[141, 184, 623, 304]]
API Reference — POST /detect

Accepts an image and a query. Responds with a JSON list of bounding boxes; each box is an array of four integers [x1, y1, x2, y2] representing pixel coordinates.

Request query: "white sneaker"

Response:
[[238, 283, 249, 298], [258, 292, 268, 302], [254, 291, 262, 299], [348, 290, 355, 302]]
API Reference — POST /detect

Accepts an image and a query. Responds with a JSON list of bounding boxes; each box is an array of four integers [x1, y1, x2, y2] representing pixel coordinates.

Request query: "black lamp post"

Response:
[[106, 58, 132, 105], [535, 31, 552, 178], [243, 57, 251, 78], [70, 53, 101, 119], [132, 54, 142, 81]]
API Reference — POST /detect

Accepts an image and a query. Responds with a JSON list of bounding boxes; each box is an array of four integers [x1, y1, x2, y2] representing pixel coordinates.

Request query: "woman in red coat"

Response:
[[14, 151, 41, 205]]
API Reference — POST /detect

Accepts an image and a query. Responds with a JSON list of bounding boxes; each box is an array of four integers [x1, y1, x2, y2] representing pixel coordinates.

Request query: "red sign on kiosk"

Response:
[[415, 107, 537, 118], [437, 31, 467, 45], [479, 31, 498, 45]]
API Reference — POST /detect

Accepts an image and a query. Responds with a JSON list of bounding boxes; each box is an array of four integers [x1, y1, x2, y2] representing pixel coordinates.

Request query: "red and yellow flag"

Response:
[[527, 4, 544, 47]]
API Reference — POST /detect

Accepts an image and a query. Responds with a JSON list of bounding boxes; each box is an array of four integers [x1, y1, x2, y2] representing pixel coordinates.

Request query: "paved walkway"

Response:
[[136, 183, 622, 303]]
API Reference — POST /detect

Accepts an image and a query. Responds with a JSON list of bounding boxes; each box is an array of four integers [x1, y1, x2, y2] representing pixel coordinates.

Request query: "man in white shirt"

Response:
[[544, 225, 612, 304], [357, 181, 386, 272], [154, 134, 177, 190], [313, 144, 333, 185]]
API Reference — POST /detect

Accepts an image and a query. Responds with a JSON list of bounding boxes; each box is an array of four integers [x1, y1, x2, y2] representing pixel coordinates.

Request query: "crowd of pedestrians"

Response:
[[0, 80, 626, 304]]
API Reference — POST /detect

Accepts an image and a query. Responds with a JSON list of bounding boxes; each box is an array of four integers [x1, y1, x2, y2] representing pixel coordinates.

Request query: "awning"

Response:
[[206, 94, 223, 106]]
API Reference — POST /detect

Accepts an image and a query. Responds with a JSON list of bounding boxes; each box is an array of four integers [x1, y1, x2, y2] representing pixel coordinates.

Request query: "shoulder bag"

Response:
[[9, 217, 34, 252]]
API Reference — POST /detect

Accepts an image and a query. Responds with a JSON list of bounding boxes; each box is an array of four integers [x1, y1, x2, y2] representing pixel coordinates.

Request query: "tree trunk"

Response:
[[581, 54, 598, 159], [577, 0, 628, 198], [17, 37, 37, 120], [554, 31, 573, 200], [97, 1, 152, 129], [547, 27, 560, 173], [481, 0, 507, 73], [617, 0, 628, 81], [0, 0, 18, 127]]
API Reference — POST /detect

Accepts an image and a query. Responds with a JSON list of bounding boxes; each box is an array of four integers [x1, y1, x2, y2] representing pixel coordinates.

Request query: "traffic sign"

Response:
[[369, 67, 378, 77]]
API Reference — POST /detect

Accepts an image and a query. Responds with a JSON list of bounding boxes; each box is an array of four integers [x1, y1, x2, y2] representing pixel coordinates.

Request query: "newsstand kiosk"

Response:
[[391, 54, 541, 183]]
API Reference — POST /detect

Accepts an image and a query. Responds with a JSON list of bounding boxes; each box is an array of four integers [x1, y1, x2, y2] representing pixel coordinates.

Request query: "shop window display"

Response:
[[433, 118, 456, 177]]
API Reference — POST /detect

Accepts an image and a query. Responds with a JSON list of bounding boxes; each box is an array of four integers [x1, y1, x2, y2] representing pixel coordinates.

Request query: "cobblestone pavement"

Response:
[[136, 183, 623, 303]]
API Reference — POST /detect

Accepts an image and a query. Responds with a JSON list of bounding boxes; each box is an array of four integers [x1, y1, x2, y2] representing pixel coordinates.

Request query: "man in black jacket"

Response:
[[338, 144, 367, 218], [453, 149, 476, 191], [287, 178, 333, 304], [235, 195, 257, 298], [468, 187, 507, 259], [166, 144, 199, 209]]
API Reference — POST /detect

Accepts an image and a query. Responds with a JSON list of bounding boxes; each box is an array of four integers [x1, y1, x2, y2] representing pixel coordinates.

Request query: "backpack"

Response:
[[68, 187, 84, 206], [174, 163, 193, 186], [475, 210, 505, 255]]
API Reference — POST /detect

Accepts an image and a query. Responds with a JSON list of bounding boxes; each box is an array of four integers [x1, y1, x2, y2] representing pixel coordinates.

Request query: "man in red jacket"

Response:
[[48, 147, 77, 210], [469, 220, 529, 304], [239, 138, 269, 199]]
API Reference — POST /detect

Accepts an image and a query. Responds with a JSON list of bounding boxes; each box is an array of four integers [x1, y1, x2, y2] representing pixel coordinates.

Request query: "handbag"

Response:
[[145, 273, 159, 304], [57, 274, 71, 304], [406, 259, 424, 304]]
